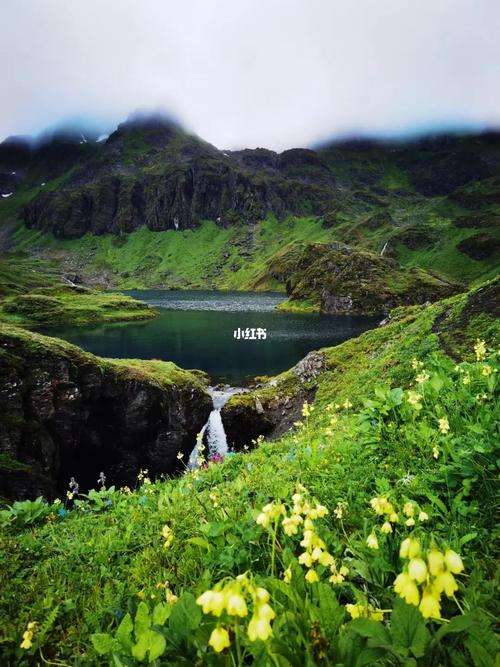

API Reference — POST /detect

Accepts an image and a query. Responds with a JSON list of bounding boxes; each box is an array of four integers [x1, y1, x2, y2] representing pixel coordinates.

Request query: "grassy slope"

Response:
[[10, 206, 499, 295], [0, 256, 157, 327], [225, 279, 499, 414], [0, 283, 498, 665]]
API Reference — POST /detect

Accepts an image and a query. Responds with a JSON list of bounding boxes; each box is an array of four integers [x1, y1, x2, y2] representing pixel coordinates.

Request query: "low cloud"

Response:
[[1, 0, 499, 150]]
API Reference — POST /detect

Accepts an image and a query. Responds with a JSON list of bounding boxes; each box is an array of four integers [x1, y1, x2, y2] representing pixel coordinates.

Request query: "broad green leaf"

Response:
[[169, 592, 201, 637], [202, 521, 227, 537], [464, 637, 495, 667], [433, 613, 474, 642], [116, 613, 134, 651], [314, 583, 343, 635], [147, 630, 167, 662], [91, 632, 114, 655], [132, 629, 165, 663], [152, 602, 170, 626], [349, 618, 392, 646], [134, 601, 151, 638], [429, 374, 444, 392], [132, 633, 148, 662], [390, 387, 403, 405], [390, 598, 429, 658], [186, 536, 211, 550]]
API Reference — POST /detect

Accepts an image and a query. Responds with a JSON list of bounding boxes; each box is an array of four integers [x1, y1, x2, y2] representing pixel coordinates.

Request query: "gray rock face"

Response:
[[0, 327, 212, 500], [293, 351, 326, 382], [221, 351, 325, 450], [320, 293, 354, 314]]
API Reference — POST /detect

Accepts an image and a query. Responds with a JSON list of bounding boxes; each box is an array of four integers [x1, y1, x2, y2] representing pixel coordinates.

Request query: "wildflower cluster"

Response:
[[256, 501, 285, 528], [257, 486, 348, 586], [137, 469, 151, 485], [20, 621, 37, 650], [345, 603, 384, 621], [156, 580, 178, 605], [161, 524, 174, 548], [367, 496, 429, 547], [411, 358, 431, 385], [394, 538, 464, 619], [301, 400, 314, 418], [407, 390, 423, 409], [196, 574, 275, 652], [474, 338, 486, 362]]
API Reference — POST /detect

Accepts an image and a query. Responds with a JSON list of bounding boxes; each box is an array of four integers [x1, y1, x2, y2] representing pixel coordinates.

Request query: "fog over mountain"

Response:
[[1, 0, 499, 150]]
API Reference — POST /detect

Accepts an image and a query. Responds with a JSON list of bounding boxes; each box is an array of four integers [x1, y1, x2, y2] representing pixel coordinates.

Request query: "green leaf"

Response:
[[314, 583, 343, 635], [349, 618, 392, 646], [169, 592, 201, 637], [464, 637, 495, 667], [425, 492, 448, 514], [115, 613, 134, 651], [132, 629, 166, 663], [389, 387, 403, 405], [459, 532, 478, 546], [429, 374, 444, 392], [390, 598, 429, 658], [202, 521, 227, 537], [134, 601, 151, 638], [433, 613, 474, 642], [91, 633, 115, 655], [147, 631, 167, 663], [152, 602, 170, 626], [186, 536, 211, 550]]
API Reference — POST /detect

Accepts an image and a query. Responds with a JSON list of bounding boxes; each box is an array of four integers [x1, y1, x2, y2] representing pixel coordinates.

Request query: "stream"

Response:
[[188, 386, 244, 465]]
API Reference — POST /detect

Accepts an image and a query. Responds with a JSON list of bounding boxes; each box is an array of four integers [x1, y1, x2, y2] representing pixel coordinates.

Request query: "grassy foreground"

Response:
[[0, 284, 498, 665]]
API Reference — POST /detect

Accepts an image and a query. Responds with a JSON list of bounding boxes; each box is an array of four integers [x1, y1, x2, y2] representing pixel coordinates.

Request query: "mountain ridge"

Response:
[[1, 115, 499, 239]]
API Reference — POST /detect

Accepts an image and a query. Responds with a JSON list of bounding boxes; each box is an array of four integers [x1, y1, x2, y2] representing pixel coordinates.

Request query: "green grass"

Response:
[[0, 281, 498, 665], [10, 216, 336, 291], [0, 256, 157, 327], [8, 196, 498, 296]]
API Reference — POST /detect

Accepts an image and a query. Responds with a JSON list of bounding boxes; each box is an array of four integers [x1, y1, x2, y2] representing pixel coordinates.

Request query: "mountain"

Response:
[[0, 116, 498, 239], [0, 115, 499, 311]]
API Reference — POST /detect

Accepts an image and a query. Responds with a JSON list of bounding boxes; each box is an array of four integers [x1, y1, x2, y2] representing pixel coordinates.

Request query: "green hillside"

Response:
[[0, 281, 498, 665]]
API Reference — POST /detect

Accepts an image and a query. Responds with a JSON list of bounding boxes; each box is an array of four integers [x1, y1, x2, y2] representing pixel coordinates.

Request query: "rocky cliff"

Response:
[[1, 116, 498, 242], [0, 324, 212, 500], [7, 118, 336, 238]]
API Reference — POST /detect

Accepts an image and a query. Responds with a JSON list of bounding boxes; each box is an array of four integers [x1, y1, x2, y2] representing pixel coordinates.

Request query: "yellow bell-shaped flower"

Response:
[[208, 626, 231, 653]]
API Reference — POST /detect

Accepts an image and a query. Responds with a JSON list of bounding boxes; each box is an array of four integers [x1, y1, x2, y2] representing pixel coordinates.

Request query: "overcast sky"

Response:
[[1, 0, 499, 150]]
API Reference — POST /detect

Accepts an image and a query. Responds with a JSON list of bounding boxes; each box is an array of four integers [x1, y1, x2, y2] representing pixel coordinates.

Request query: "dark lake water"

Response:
[[42, 290, 379, 383]]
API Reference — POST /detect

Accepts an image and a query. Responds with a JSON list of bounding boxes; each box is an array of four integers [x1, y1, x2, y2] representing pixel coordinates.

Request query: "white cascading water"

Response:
[[189, 386, 243, 466]]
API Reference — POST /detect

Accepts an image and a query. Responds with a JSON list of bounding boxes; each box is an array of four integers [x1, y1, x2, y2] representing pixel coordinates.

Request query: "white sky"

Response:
[[1, 0, 499, 150]]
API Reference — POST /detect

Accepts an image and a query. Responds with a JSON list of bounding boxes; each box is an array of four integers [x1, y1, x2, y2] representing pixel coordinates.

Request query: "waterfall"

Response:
[[188, 386, 243, 467], [380, 241, 388, 257]]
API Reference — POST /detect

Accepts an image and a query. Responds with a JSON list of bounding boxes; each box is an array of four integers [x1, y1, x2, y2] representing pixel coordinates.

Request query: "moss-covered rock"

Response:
[[0, 256, 157, 326], [457, 233, 500, 261], [0, 324, 212, 500], [257, 242, 459, 315]]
